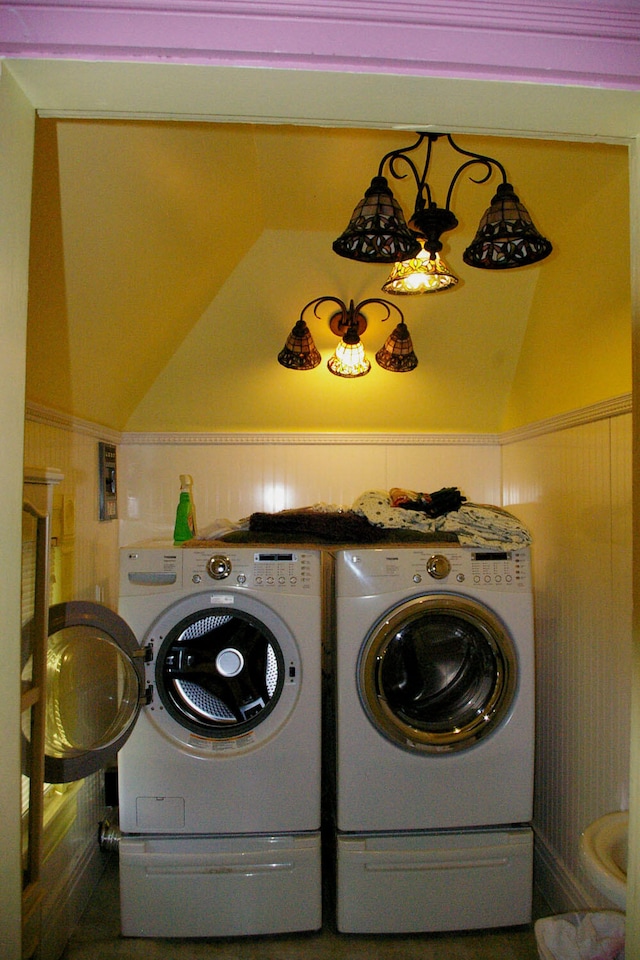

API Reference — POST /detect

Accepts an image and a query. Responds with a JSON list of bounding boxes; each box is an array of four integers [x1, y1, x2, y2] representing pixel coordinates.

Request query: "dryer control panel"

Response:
[[337, 546, 530, 597]]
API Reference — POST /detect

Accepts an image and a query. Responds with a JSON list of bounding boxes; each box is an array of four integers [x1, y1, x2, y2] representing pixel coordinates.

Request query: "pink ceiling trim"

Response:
[[1, 0, 639, 89]]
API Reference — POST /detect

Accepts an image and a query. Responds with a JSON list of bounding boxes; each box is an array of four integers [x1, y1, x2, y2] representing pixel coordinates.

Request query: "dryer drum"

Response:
[[155, 607, 285, 737], [358, 594, 518, 753]]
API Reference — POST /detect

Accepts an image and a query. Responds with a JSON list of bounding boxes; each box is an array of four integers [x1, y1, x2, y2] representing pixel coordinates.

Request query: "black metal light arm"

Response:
[[441, 134, 508, 211], [376, 132, 435, 211], [300, 296, 402, 337], [376, 131, 509, 219]]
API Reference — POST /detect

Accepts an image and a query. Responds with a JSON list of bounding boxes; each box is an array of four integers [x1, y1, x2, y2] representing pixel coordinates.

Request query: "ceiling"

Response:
[[24, 119, 631, 434]]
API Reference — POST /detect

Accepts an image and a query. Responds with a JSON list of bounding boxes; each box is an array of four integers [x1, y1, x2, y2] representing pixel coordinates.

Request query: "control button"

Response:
[[456, 573, 465, 582], [237, 574, 247, 584], [485, 575, 491, 583], [506, 575, 512, 582], [412, 574, 422, 584], [255, 576, 263, 584], [206, 555, 232, 580], [192, 574, 202, 584], [278, 576, 286, 584], [426, 554, 451, 580], [474, 575, 481, 583], [290, 576, 298, 585], [267, 576, 274, 584], [495, 575, 502, 583]]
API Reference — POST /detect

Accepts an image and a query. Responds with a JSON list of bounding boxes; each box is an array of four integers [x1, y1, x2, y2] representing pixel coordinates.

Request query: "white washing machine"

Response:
[[332, 544, 535, 934], [116, 543, 324, 936], [38, 543, 324, 938]]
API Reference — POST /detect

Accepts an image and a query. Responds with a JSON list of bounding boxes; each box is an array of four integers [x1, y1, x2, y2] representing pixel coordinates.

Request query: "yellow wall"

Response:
[[26, 124, 631, 434], [502, 140, 631, 429]]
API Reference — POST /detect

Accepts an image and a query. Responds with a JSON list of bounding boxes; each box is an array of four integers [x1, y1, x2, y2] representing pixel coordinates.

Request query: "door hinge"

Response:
[[141, 684, 153, 706], [133, 643, 153, 662]]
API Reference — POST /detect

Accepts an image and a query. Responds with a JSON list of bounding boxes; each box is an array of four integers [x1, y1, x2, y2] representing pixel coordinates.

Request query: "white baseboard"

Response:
[[40, 836, 107, 960], [534, 829, 598, 916]]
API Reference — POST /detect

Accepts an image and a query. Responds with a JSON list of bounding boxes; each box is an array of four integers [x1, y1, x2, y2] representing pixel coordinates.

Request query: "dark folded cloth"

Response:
[[391, 486, 466, 517], [219, 509, 458, 544], [220, 528, 458, 545], [248, 509, 382, 542]]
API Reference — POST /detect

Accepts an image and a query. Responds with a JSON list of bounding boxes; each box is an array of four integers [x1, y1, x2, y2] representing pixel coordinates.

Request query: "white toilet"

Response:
[[580, 811, 628, 910]]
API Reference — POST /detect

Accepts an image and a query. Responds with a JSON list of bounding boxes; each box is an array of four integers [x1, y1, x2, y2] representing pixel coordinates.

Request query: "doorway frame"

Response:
[[1, 59, 639, 959]]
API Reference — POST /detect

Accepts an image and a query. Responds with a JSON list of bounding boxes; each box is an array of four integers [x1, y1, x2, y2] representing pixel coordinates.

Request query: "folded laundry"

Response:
[[353, 490, 532, 549], [193, 492, 530, 549], [191, 506, 457, 545]]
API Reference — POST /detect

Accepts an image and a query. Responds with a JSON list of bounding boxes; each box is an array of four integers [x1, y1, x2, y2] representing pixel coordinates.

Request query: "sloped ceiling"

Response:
[[25, 120, 631, 433]]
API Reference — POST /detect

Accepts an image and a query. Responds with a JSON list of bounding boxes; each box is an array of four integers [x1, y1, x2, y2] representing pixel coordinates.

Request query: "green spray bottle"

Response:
[[173, 474, 196, 544]]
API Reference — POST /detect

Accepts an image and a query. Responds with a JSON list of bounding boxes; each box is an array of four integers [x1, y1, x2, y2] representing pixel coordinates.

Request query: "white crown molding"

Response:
[[118, 431, 501, 446], [25, 401, 121, 444], [500, 393, 632, 445], [24, 395, 632, 446]]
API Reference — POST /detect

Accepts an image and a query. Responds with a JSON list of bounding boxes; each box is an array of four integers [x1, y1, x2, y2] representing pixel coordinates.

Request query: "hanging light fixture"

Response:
[[277, 296, 417, 378], [462, 182, 552, 268], [381, 242, 458, 295], [333, 132, 552, 289], [331, 176, 422, 264]]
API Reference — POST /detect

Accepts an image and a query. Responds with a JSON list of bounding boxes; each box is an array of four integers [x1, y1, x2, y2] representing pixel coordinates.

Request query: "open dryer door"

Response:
[[23, 601, 145, 784]]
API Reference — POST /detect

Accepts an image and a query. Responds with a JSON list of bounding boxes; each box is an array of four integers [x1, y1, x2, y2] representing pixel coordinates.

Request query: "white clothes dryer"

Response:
[[332, 544, 535, 934], [37, 543, 324, 938]]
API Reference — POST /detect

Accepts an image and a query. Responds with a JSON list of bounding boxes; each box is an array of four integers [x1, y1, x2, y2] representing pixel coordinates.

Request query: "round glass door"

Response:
[[23, 601, 144, 783], [155, 607, 285, 738], [358, 594, 517, 753]]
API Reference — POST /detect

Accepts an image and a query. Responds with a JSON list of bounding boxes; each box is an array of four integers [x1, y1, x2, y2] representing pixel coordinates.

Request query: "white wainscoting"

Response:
[[116, 432, 502, 544], [24, 396, 633, 921], [502, 410, 632, 912]]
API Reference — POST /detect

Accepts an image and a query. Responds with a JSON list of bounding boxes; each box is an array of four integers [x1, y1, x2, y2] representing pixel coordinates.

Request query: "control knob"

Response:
[[426, 554, 451, 580], [206, 554, 232, 580]]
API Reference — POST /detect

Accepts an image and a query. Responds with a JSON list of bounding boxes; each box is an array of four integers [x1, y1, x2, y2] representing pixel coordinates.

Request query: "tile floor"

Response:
[[61, 855, 543, 959]]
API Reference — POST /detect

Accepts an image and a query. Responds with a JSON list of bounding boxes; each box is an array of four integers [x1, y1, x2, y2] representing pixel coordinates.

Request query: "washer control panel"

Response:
[[186, 549, 320, 595], [338, 546, 530, 596], [120, 545, 321, 597]]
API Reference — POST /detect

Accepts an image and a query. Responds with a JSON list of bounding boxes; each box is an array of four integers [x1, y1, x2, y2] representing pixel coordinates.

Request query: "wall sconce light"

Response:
[[277, 296, 418, 378], [333, 131, 552, 294]]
